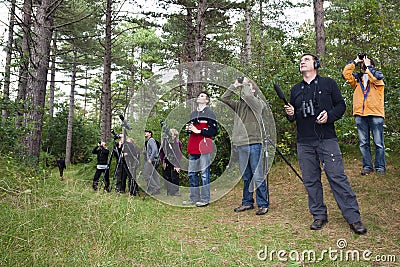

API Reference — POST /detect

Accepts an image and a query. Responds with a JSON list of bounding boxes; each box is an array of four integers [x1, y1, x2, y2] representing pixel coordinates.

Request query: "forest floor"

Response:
[[0, 149, 399, 266]]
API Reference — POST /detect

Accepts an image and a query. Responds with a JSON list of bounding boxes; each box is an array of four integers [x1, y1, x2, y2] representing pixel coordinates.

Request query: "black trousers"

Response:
[[297, 139, 361, 224], [163, 159, 180, 195], [58, 167, 64, 177], [127, 166, 139, 195], [93, 168, 110, 190], [115, 163, 128, 193]]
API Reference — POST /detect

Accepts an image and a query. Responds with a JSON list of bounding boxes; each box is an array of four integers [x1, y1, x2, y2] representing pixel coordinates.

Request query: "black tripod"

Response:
[[123, 140, 141, 196], [113, 142, 140, 194], [265, 136, 303, 182], [113, 141, 125, 193], [99, 130, 120, 192], [115, 117, 139, 195]]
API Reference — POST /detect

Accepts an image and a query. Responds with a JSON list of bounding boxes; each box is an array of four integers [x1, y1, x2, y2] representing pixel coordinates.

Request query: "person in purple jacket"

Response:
[[160, 128, 182, 196]]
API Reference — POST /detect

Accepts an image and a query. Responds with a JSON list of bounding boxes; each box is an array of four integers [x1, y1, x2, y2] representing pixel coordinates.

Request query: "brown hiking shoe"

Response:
[[234, 205, 254, 212]]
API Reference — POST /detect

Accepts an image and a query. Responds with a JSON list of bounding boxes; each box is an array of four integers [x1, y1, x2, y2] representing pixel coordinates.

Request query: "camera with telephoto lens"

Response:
[[358, 53, 366, 60], [110, 129, 119, 140], [301, 99, 315, 118], [160, 121, 172, 138]]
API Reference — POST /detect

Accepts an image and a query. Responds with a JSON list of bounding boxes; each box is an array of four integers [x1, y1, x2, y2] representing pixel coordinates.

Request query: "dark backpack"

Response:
[[155, 139, 161, 152]]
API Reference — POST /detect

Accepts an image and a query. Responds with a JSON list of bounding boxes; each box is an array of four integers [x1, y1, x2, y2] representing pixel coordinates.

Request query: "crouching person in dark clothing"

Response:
[[92, 141, 110, 192], [56, 157, 66, 179]]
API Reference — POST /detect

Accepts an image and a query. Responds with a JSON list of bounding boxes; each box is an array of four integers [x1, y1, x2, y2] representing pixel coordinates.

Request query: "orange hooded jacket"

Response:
[[342, 62, 385, 118]]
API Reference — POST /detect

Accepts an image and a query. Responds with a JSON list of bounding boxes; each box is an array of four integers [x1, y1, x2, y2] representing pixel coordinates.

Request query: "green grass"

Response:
[[0, 151, 399, 266]]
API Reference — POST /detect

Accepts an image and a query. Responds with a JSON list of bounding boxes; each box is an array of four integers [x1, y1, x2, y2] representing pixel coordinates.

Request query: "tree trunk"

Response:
[[49, 31, 57, 118], [258, 0, 264, 83], [188, 0, 207, 101], [26, 0, 55, 162], [100, 0, 113, 141], [184, 7, 195, 63], [15, 0, 32, 129], [313, 0, 326, 59], [65, 46, 77, 165], [195, 0, 207, 62], [244, 0, 252, 66], [128, 63, 135, 115], [2, 0, 16, 121], [185, 7, 195, 101]]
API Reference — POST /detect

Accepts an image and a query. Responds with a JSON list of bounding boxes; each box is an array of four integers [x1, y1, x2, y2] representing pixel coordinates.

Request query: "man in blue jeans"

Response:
[[221, 77, 269, 215], [184, 92, 218, 207], [342, 53, 386, 175]]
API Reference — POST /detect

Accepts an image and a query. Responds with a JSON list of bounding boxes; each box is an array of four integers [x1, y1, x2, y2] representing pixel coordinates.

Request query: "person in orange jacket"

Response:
[[342, 53, 386, 175]]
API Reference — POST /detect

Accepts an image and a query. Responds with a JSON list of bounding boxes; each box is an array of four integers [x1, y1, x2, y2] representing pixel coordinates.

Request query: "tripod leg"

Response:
[[274, 146, 303, 182], [133, 168, 140, 196], [263, 149, 269, 202], [114, 155, 124, 193], [130, 171, 139, 197], [142, 162, 151, 200], [266, 138, 303, 182], [124, 163, 138, 196]]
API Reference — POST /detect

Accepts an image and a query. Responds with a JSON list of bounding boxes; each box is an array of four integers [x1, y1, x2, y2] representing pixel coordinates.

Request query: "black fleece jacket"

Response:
[[287, 75, 346, 143], [92, 146, 109, 165]]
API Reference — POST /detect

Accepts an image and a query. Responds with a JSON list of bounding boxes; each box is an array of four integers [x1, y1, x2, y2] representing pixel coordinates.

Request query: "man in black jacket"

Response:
[[284, 53, 366, 235], [92, 141, 110, 192]]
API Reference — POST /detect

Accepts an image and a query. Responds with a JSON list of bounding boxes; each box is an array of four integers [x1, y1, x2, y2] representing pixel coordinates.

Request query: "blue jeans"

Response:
[[355, 116, 386, 172], [188, 153, 211, 202], [237, 144, 269, 208]]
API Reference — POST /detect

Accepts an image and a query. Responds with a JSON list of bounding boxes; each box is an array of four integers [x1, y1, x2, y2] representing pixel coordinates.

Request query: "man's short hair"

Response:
[[301, 53, 321, 69], [144, 129, 153, 136], [198, 91, 211, 103]]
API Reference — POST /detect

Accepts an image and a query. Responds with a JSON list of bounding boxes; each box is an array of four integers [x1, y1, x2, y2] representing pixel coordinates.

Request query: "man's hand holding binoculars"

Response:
[[234, 76, 249, 88], [355, 53, 371, 67], [98, 141, 106, 147]]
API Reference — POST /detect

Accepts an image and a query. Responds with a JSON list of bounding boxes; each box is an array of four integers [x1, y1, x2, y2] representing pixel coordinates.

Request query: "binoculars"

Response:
[[358, 53, 366, 60], [301, 99, 315, 118]]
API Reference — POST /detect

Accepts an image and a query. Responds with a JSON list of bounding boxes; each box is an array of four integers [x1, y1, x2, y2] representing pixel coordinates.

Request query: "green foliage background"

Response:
[[0, 0, 399, 164]]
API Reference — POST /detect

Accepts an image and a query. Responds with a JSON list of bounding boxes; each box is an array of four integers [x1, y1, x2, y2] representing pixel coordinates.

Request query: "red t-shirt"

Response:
[[187, 121, 213, 154]]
